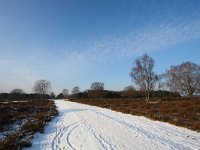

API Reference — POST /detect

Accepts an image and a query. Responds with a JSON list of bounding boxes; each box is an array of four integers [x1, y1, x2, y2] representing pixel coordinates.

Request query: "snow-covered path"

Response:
[[25, 100, 200, 150]]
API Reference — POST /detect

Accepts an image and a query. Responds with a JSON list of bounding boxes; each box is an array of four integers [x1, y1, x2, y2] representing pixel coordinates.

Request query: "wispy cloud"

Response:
[[124, 18, 200, 55], [62, 18, 200, 69]]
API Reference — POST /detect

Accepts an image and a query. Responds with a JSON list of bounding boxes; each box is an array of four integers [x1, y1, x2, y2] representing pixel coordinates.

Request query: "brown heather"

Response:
[[0, 100, 58, 150]]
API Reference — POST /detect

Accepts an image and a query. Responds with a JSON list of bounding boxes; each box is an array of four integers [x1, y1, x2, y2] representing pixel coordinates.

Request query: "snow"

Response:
[[12, 100, 28, 103], [25, 100, 200, 150], [0, 102, 8, 104]]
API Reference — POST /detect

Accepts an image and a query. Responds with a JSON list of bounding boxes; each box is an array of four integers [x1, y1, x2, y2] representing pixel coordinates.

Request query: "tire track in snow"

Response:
[[66, 122, 82, 150], [81, 116, 116, 150], [90, 109, 197, 150], [51, 112, 65, 150], [68, 102, 118, 150], [51, 120, 82, 150]]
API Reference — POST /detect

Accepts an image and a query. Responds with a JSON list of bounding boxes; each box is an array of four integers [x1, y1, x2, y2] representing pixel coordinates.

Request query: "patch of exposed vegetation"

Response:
[[0, 100, 58, 150]]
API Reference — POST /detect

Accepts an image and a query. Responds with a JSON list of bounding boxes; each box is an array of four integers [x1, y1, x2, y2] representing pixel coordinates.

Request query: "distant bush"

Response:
[[0, 93, 9, 101]]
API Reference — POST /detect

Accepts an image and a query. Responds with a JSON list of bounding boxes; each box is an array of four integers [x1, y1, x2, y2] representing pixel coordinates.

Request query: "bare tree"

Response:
[[9, 88, 25, 100], [123, 85, 136, 91], [62, 89, 68, 98], [166, 61, 200, 96], [122, 85, 136, 98], [10, 89, 25, 94], [71, 86, 80, 95], [90, 82, 104, 98], [130, 54, 158, 102], [33, 80, 51, 97], [91, 82, 104, 90]]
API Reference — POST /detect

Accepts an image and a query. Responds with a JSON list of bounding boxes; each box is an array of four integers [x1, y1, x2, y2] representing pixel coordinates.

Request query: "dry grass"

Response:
[[70, 97, 200, 132], [0, 100, 58, 150]]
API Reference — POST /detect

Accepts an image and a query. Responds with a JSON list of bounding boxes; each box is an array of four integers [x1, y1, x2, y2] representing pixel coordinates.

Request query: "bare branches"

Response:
[[10, 89, 24, 94], [91, 82, 104, 91], [62, 89, 69, 98], [33, 80, 51, 97], [72, 86, 80, 95], [130, 54, 158, 102], [166, 62, 200, 96]]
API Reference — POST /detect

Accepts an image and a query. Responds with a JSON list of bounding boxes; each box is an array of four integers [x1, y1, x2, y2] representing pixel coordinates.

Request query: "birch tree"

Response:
[[33, 80, 51, 97], [166, 61, 200, 96], [130, 54, 158, 102]]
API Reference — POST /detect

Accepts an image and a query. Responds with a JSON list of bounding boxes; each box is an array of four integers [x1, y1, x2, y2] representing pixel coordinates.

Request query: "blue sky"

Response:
[[0, 0, 200, 94]]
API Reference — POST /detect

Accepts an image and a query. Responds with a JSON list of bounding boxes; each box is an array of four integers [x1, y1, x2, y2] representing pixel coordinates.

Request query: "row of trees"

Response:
[[61, 82, 179, 99], [1, 54, 199, 101], [130, 54, 200, 102], [0, 80, 53, 100], [0, 91, 51, 100]]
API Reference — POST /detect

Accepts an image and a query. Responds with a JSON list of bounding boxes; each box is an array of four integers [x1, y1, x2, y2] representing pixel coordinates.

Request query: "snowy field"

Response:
[[25, 100, 200, 150]]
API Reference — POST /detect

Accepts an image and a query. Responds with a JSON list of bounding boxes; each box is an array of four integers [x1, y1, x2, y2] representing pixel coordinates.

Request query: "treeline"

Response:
[[67, 82, 180, 99], [1, 54, 199, 102], [0, 89, 179, 101], [69, 90, 180, 99], [0, 93, 50, 101], [0, 80, 53, 101], [0, 81, 180, 101], [68, 54, 199, 102]]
